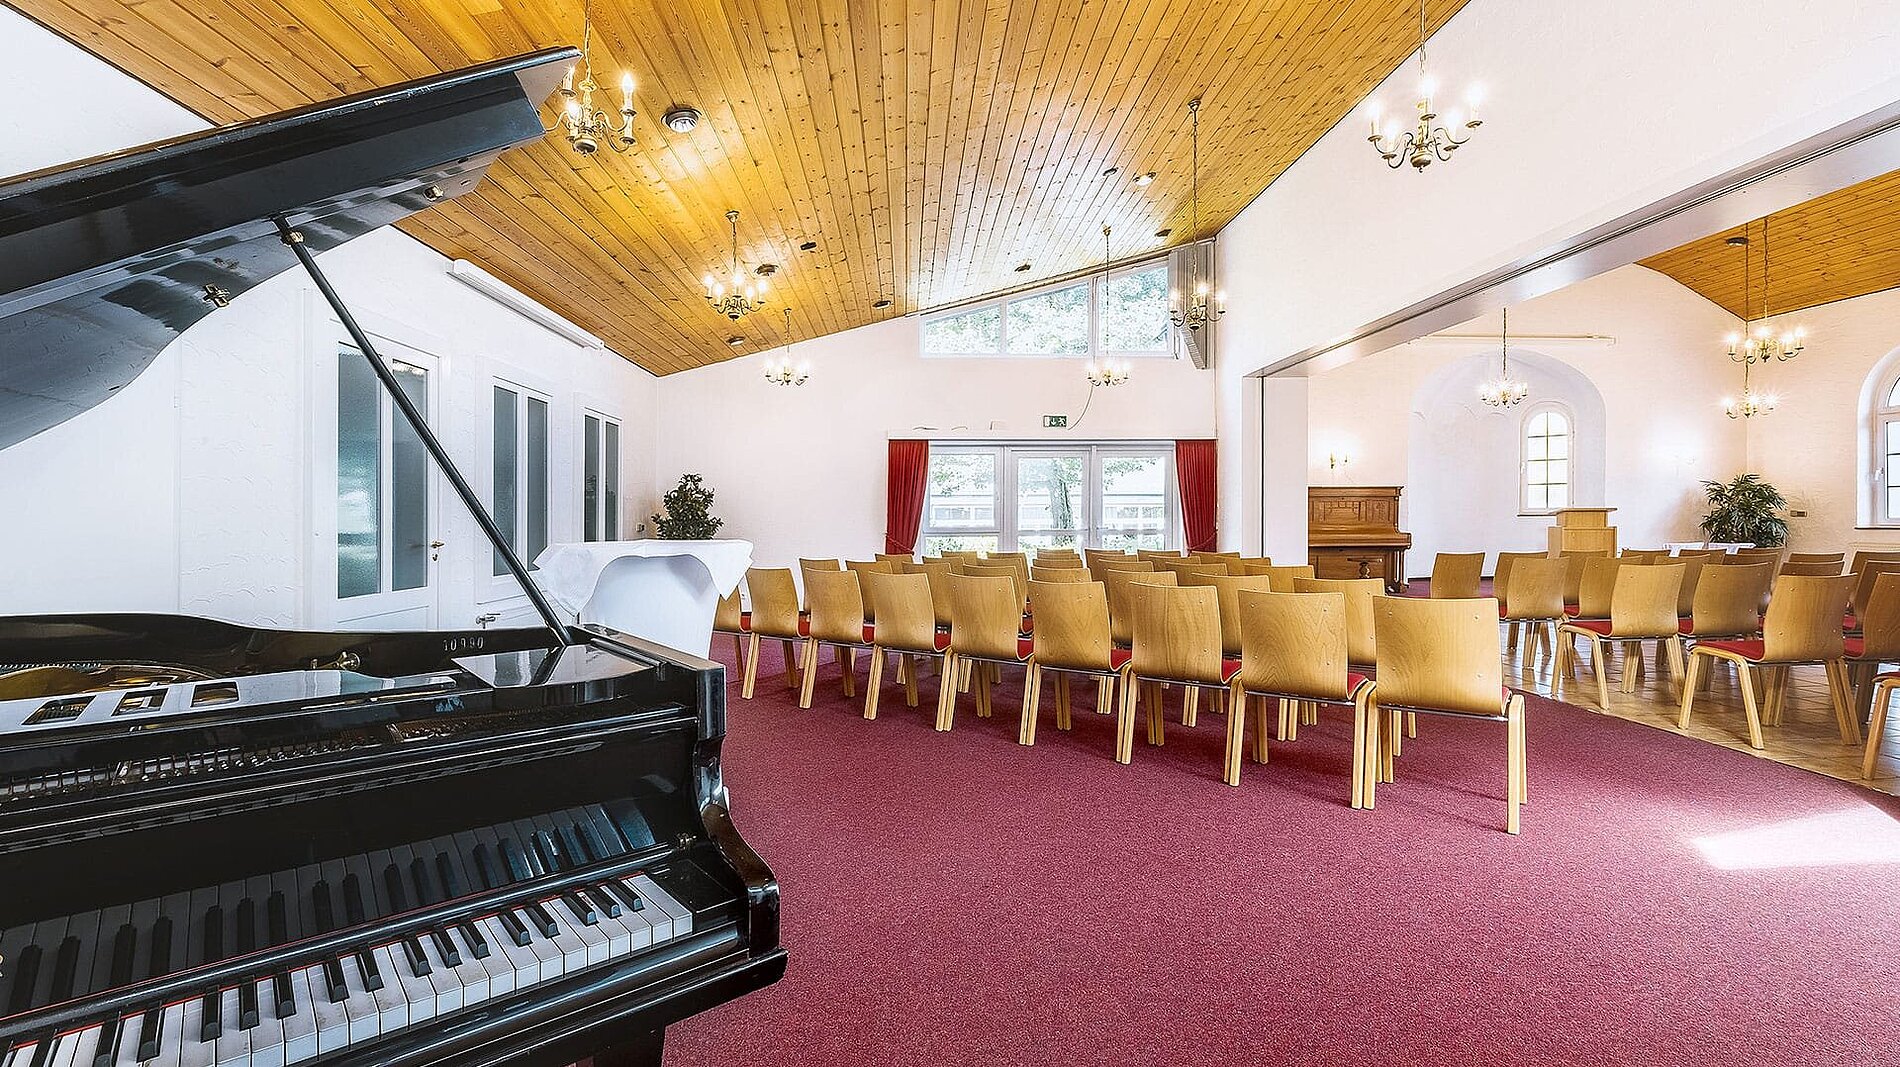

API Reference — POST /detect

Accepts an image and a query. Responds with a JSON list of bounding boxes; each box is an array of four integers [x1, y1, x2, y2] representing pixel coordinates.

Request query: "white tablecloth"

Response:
[[1663, 541, 1755, 554], [534, 539, 753, 657]]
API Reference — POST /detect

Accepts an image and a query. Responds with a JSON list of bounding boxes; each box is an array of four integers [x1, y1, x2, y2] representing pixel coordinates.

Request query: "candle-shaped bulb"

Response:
[[621, 71, 635, 110], [563, 65, 576, 94]]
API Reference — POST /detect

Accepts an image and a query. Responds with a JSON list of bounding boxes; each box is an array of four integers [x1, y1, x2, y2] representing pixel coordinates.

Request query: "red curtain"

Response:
[[1175, 439, 1218, 553], [886, 439, 931, 554]]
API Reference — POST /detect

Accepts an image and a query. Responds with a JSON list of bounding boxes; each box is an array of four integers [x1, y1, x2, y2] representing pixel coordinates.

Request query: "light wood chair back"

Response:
[[1255, 564, 1318, 591], [1558, 551, 1603, 604], [1084, 549, 1133, 565], [1501, 556, 1565, 621], [1105, 569, 1178, 646], [1029, 566, 1091, 583], [1492, 551, 1547, 610], [1730, 547, 1783, 567], [1852, 560, 1900, 620], [1127, 583, 1227, 686], [1686, 563, 1773, 637], [1430, 552, 1486, 599], [1191, 551, 1243, 562], [1671, 553, 1708, 617], [863, 571, 938, 653], [1033, 548, 1082, 562], [1158, 560, 1229, 578], [804, 569, 867, 645], [1780, 560, 1844, 577], [1787, 552, 1844, 565], [1572, 557, 1624, 619], [937, 550, 982, 562], [1761, 574, 1854, 663], [1136, 550, 1185, 561], [1854, 572, 1900, 661], [845, 560, 900, 620], [1179, 572, 1275, 655], [745, 568, 802, 640], [1087, 556, 1156, 578], [1618, 550, 1669, 564], [946, 574, 1025, 661], [1236, 590, 1351, 701], [1849, 550, 1900, 576], [1372, 596, 1506, 716], [964, 562, 1027, 607], [1291, 577, 1382, 664], [911, 560, 956, 627], [1026, 580, 1112, 672], [714, 587, 745, 633], [798, 557, 842, 572], [875, 552, 916, 565], [1607, 563, 1685, 638]]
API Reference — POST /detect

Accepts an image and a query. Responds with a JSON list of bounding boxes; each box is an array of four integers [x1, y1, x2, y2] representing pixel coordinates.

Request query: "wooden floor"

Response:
[[1509, 627, 1900, 796]]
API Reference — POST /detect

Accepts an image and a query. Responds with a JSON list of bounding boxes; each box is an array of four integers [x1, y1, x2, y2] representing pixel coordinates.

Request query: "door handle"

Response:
[[430, 538, 446, 561], [429, 540, 446, 548]]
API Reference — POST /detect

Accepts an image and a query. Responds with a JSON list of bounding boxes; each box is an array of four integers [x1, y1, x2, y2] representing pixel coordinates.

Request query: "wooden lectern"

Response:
[[1547, 507, 1617, 556]]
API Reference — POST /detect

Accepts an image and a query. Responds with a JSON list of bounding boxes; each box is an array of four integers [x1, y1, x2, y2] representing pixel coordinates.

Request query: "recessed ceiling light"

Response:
[[1014, 262, 1031, 272], [1154, 227, 1172, 238], [663, 106, 702, 133], [872, 298, 893, 310], [1102, 166, 1119, 177], [1133, 172, 1156, 186], [726, 335, 746, 347], [756, 263, 778, 276], [799, 240, 818, 252], [1725, 235, 1750, 246]]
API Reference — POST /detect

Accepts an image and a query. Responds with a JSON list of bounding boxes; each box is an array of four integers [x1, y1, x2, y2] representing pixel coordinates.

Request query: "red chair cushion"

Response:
[[1347, 671, 1371, 693], [935, 632, 953, 652], [1019, 615, 1034, 634], [862, 625, 876, 643], [1221, 657, 1242, 683], [1677, 617, 1692, 634], [739, 611, 752, 631], [1017, 637, 1035, 659], [1846, 637, 1866, 659], [1109, 648, 1132, 670], [1497, 602, 1509, 619], [797, 618, 810, 637], [1845, 613, 1860, 632], [1568, 619, 1614, 636], [1698, 638, 1765, 661]]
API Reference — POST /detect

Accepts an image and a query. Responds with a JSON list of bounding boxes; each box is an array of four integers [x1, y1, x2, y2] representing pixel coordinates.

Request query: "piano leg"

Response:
[[592, 1029, 666, 1067]]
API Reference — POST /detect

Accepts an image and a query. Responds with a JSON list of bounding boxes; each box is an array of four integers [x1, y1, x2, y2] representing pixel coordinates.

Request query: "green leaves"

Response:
[[651, 473, 724, 540], [1699, 473, 1789, 547]]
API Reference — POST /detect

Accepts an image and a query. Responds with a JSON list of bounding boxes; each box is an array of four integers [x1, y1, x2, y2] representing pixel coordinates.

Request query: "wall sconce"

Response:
[[1329, 451, 1352, 471]]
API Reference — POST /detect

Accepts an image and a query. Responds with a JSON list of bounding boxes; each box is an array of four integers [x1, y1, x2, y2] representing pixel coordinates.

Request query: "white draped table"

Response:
[[534, 539, 753, 658]]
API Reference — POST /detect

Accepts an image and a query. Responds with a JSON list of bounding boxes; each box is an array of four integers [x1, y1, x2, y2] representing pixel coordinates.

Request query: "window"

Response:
[[1874, 372, 1900, 524], [335, 349, 430, 598], [583, 412, 621, 541], [492, 383, 549, 575], [1522, 406, 1572, 513], [920, 443, 1176, 553], [920, 259, 1173, 358]]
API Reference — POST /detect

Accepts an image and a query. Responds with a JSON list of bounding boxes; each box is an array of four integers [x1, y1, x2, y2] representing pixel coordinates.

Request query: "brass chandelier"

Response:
[[1478, 307, 1529, 408], [1366, 0, 1483, 171], [1168, 98, 1224, 333], [1088, 225, 1132, 387], [704, 210, 769, 321], [1721, 220, 1800, 420], [556, 0, 636, 156], [764, 307, 809, 386]]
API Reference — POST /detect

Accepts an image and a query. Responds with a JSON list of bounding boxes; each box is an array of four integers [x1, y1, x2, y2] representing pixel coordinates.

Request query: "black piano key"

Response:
[[135, 1006, 163, 1061], [27, 1034, 54, 1067], [49, 936, 81, 1002], [471, 844, 502, 890], [522, 902, 559, 939], [499, 839, 532, 883], [340, 874, 367, 927], [575, 819, 613, 862], [266, 892, 288, 944], [382, 865, 409, 913], [457, 921, 490, 960], [435, 854, 465, 899], [602, 881, 645, 913], [270, 971, 295, 1020], [92, 1016, 123, 1067], [406, 858, 434, 906], [428, 928, 460, 968], [559, 823, 593, 865], [199, 989, 221, 1042], [559, 892, 597, 926], [495, 910, 531, 947], [531, 830, 563, 873], [585, 885, 622, 919], [353, 949, 383, 993], [233, 898, 257, 954], [109, 923, 138, 987], [201, 905, 225, 963], [237, 976, 260, 1029], [398, 937, 430, 977], [7, 944, 42, 1014], [320, 958, 347, 1004], [310, 882, 335, 934]]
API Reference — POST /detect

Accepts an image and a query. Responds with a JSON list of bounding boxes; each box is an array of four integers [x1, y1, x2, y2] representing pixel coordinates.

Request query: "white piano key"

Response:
[[210, 988, 248, 1067], [279, 969, 316, 1067], [365, 946, 409, 1033], [151, 1002, 187, 1067], [618, 881, 671, 941], [382, 943, 436, 1027], [338, 955, 380, 1045], [242, 991, 285, 1067], [463, 922, 516, 998], [629, 876, 691, 938], [51, 1026, 100, 1067], [109, 1015, 142, 1067], [177, 996, 212, 1067], [539, 908, 590, 974], [431, 930, 490, 1007], [301, 966, 349, 1056], [509, 912, 564, 982], [4, 1040, 40, 1067], [560, 903, 611, 967], [477, 917, 542, 989], [414, 937, 462, 1016], [589, 901, 639, 958]]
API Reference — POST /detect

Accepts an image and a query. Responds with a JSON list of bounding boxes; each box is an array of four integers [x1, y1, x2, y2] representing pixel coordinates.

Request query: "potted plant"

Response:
[[1698, 473, 1788, 547], [650, 473, 724, 539]]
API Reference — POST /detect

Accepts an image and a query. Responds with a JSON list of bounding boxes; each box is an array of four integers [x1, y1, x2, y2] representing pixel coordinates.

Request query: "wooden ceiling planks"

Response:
[[12, 0, 1472, 372], [1640, 169, 1900, 320]]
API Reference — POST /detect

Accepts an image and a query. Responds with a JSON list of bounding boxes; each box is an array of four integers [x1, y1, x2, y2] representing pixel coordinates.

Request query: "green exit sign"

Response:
[[1043, 414, 1068, 428]]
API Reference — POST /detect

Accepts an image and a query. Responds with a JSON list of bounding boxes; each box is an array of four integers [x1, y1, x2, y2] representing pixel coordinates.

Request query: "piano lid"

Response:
[[0, 48, 576, 449]]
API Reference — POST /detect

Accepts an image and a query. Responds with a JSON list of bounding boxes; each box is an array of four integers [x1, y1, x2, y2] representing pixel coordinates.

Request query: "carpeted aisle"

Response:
[[667, 642, 1900, 1066]]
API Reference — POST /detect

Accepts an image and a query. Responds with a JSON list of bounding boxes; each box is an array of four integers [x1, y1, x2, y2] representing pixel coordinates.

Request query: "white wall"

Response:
[[1214, 0, 1900, 554], [0, 8, 658, 628], [651, 315, 1216, 566], [1306, 266, 1747, 572]]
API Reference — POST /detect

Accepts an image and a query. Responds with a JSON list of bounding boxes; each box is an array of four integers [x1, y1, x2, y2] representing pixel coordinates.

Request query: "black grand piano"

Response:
[[0, 49, 783, 1067]]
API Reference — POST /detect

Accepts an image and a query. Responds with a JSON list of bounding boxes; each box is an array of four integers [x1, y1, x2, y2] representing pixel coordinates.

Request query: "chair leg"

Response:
[[1360, 696, 1380, 808], [863, 646, 884, 720], [1735, 661, 1765, 749], [1825, 660, 1862, 746], [1405, 710, 1416, 739], [741, 632, 761, 700], [1222, 683, 1245, 787], [1678, 651, 1703, 729], [1097, 675, 1113, 717], [781, 640, 798, 688], [1350, 693, 1369, 810], [797, 638, 820, 709], [975, 665, 993, 718], [731, 633, 748, 683], [935, 652, 958, 731], [1018, 663, 1042, 746], [1145, 681, 1166, 747], [1055, 673, 1073, 731], [1115, 668, 1137, 764], [1182, 686, 1199, 727], [1506, 697, 1525, 835], [1276, 697, 1291, 741], [1250, 694, 1271, 765], [838, 647, 857, 698], [1381, 708, 1398, 784], [1864, 679, 1895, 779]]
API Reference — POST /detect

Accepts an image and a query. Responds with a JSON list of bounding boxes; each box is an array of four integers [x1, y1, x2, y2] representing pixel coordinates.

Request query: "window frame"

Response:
[[918, 441, 1179, 553], [582, 409, 622, 542], [920, 258, 1176, 360], [1873, 372, 1900, 526], [488, 379, 551, 587], [1519, 402, 1575, 516]]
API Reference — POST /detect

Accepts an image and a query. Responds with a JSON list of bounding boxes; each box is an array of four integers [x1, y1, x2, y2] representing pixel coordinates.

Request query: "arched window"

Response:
[[1522, 405, 1572, 513], [1873, 371, 1900, 525]]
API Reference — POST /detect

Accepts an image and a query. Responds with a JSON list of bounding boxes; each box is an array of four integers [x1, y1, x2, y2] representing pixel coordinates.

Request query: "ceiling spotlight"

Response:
[[1014, 262, 1031, 272], [872, 298, 893, 310], [663, 106, 701, 133], [1102, 166, 1119, 177], [798, 240, 818, 252], [756, 263, 778, 277], [1133, 171, 1156, 186], [726, 335, 746, 347], [1154, 227, 1173, 238]]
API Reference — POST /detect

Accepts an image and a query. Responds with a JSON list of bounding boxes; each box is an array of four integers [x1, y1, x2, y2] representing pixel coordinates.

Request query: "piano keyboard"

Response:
[[0, 806, 697, 1067]]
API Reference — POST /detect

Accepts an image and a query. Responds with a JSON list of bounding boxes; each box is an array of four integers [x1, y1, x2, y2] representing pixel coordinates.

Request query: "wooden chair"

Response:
[[1565, 556, 1622, 621], [741, 567, 803, 699], [1556, 564, 1686, 709], [938, 574, 1032, 731], [1020, 580, 1125, 748], [1677, 562, 1773, 645], [1229, 590, 1376, 801], [1619, 549, 1668, 563], [860, 570, 951, 721], [1104, 568, 1178, 648], [1252, 563, 1317, 591], [1181, 571, 1275, 726], [1780, 560, 1844, 577], [797, 557, 843, 610], [1137, 549, 1185, 560], [1291, 577, 1384, 741], [1117, 583, 1240, 766], [1500, 556, 1566, 663], [713, 587, 750, 685], [1848, 573, 1900, 775], [1787, 552, 1844, 565], [1033, 547, 1082, 563], [1157, 559, 1230, 579], [1492, 550, 1547, 650], [797, 569, 873, 709], [911, 560, 956, 630], [1730, 547, 1784, 571], [1849, 560, 1900, 630], [1370, 595, 1528, 833], [1030, 565, 1091, 583], [876, 552, 916, 566], [1680, 574, 1858, 749], [1083, 548, 1134, 565], [1430, 552, 1485, 599], [964, 561, 1029, 613], [1849, 550, 1900, 576], [846, 560, 901, 621], [1086, 556, 1155, 579]]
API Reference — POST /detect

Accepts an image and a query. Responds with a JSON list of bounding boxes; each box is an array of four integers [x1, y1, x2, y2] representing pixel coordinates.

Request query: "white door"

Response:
[[324, 341, 446, 629]]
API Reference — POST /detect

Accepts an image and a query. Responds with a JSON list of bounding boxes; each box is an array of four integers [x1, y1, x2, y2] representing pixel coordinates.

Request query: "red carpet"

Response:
[[669, 641, 1900, 1066]]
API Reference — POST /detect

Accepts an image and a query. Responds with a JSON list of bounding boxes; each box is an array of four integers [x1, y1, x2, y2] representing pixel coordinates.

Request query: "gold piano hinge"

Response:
[[200, 284, 232, 308]]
